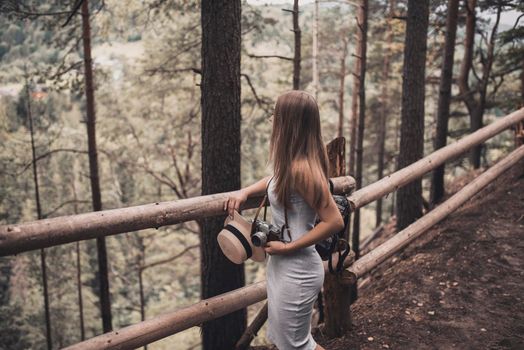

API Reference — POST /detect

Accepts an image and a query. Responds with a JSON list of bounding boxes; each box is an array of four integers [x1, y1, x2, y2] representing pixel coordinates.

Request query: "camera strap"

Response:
[[252, 176, 274, 235], [282, 203, 291, 241], [263, 176, 273, 221]]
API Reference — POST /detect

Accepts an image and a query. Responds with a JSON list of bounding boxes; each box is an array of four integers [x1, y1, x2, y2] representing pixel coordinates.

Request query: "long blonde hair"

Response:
[[268, 90, 329, 210]]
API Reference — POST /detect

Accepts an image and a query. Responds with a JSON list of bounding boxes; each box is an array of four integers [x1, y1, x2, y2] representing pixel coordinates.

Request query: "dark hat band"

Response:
[[224, 224, 252, 259]]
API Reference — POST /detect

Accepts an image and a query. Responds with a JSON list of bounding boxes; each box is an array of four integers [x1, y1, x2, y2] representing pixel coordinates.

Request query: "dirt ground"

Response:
[[254, 156, 524, 350]]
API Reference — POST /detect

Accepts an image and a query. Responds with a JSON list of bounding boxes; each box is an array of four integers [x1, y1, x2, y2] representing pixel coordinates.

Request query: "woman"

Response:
[[224, 90, 344, 350]]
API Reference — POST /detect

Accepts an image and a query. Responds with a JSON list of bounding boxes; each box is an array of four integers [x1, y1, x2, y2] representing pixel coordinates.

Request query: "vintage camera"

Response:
[[250, 219, 283, 247]]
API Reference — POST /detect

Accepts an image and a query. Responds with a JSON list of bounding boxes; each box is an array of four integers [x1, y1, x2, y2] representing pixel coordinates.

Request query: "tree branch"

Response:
[[247, 54, 293, 61], [43, 199, 90, 218], [140, 244, 199, 271], [19, 148, 88, 174]]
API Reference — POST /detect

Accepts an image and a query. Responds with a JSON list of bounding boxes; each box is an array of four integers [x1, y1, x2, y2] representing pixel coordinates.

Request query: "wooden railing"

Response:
[[0, 176, 354, 256], [1, 107, 523, 350]]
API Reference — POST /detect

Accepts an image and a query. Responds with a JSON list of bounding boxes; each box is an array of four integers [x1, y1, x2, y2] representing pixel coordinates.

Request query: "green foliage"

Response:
[[0, 0, 521, 348]]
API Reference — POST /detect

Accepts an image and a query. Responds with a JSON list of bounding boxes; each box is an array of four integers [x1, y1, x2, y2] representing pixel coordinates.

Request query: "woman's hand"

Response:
[[224, 189, 248, 217], [264, 241, 293, 255]]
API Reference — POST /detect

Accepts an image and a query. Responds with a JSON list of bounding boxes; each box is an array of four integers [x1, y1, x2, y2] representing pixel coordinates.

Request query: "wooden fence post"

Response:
[[323, 137, 353, 337], [515, 121, 524, 147]]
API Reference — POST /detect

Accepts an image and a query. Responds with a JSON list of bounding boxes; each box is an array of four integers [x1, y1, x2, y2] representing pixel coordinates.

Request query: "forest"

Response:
[[0, 0, 523, 349]]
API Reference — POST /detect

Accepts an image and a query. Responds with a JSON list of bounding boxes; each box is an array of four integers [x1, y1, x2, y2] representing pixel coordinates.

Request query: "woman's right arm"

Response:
[[223, 175, 271, 217]]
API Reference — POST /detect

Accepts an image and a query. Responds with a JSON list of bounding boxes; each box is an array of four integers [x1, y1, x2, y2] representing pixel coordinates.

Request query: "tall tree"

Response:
[[351, 0, 368, 260], [458, 0, 503, 168], [71, 166, 85, 340], [337, 36, 349, 138], [24, 75, 52, 350], [81, 0, 112, 332], [396, 0, 429, 231], [312, 0, 319, 99], [376, 0, 396, 227], [430, 0, 460, 205], [290, 0, 301, 89], [348, 19, 361, 177], [201, 1, 244, 349]]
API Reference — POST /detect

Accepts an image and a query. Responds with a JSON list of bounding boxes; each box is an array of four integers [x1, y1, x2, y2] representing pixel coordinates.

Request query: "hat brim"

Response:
[[217, 210, 266, 264]]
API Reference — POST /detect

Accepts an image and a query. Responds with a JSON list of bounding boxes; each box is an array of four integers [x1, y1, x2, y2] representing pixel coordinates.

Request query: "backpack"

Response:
[[313, 179, 351, 274]]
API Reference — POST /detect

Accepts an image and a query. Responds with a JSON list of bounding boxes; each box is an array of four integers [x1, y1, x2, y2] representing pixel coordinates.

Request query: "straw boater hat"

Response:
[[217, 210, 266, 264]]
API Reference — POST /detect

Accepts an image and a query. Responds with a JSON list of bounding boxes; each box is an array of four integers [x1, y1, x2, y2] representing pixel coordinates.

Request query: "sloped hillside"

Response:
[[316, 157, 524, 349]]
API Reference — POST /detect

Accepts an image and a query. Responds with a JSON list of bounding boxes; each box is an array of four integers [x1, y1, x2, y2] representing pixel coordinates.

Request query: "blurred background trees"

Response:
[[0, 0, 522, 349]]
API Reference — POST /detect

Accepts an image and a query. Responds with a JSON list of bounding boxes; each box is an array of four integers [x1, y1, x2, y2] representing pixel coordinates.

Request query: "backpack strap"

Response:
[[328, 178, 334, 195], [329, 238, 350, 274]]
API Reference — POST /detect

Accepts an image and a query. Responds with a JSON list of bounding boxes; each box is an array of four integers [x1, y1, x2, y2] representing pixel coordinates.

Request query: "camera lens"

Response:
[[251, 232, 267, 247]]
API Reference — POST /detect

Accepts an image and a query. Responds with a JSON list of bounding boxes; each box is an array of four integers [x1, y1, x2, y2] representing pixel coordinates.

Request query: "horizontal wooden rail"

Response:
[[0, 176, 356, 256], [347, 144, 524, 279], [348, 107, 524, 210], [63, 252, 355, 350]]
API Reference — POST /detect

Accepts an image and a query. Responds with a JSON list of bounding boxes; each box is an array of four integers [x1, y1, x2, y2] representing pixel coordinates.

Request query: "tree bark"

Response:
[[292, 0, 301, 90], [81, 0, 112, 332], [430, 0, 460, 205], [312, 0, 319, 99], [458, 0, 501, 169], [457, 0, 480, 167], [376, 0, 395, 227], [473, 2, 501, 166], [337, 37, 348, 138], [138, 268, 146, 350], [348, 15, 362, 177], [395, 0, 429, 231], [71, 171, 85, 340], [25, 76, 52, 350], [352, 0, 368, 260], [201, 1, 244, 349]]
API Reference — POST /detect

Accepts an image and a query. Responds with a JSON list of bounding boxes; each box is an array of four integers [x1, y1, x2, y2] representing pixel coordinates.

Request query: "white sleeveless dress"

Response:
[[265, 176, 324, 350]]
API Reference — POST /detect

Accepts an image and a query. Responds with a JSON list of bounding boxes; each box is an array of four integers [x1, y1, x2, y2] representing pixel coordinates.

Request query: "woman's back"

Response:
[[267, 176, 318, 254], [265, 175, 324, 350]]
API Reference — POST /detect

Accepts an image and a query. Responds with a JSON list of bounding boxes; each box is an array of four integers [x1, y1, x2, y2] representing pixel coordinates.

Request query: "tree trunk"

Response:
[[292, 0, 301, 90], [81, 0, 112, 332], [348, 20, 361, 177], [376, 0, 395, 227], [474, 2, 502, 166], [521, 59, 524, 106], [337, 38, 348, 138], [312, 0, 319, 99], [138, 268, 146, 350], [457, 0, 480, 167], [25, 77, 52, 350], [352, 0, 368, 260], [395, 0, 429, 231], [71, 171, 85, 340], [430, 0, 459, 205], [201, 1, 244, 349], [458, 0, 501, 169]]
